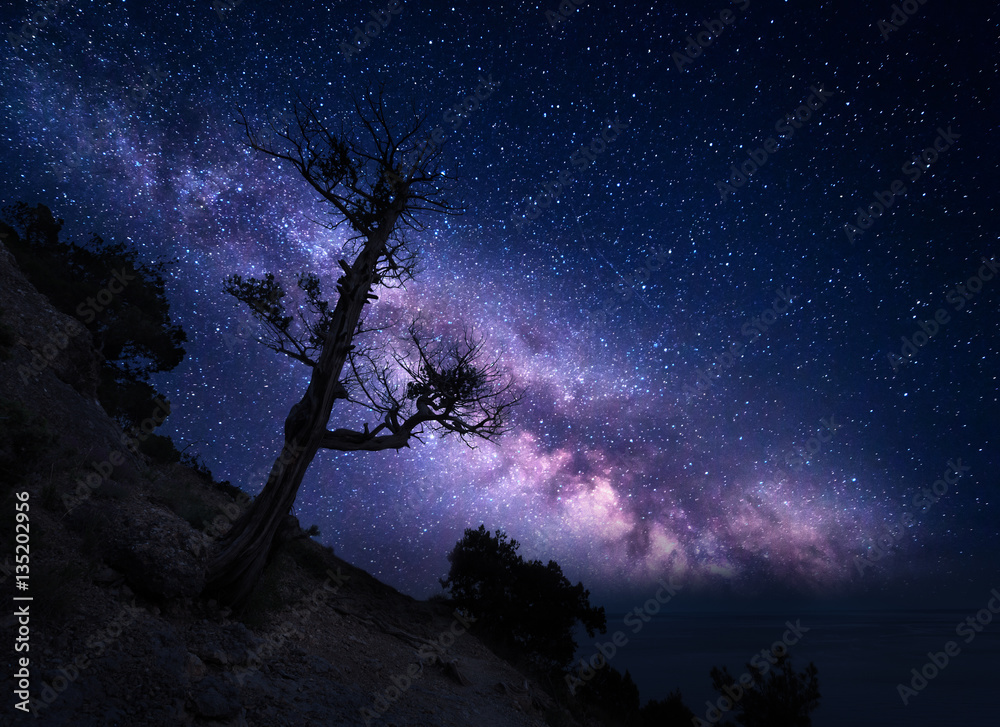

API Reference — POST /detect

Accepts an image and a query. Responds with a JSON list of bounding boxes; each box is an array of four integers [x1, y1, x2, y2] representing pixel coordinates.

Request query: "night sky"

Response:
[[2, 0, 998, 612]]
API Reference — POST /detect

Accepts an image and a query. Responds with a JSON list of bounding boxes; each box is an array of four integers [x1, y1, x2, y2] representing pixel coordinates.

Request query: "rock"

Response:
[[186, 652, 207, 681], [190, 675, 241, 719], [303, 654, 332, 674], [102, 506, 207, 600], [147, 625, 187, 683], [531, 691, 554, 711], [0, 237, 145, 475], [113, 539, 205, 600], [0, 236, 100, 398], [189, 622, 259, 667], [442, 658, 472, 686], [93, 565, 125, 586], [199, 647, 228, 666]]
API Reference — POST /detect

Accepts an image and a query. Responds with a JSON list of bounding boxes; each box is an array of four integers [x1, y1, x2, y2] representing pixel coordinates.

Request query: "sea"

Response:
[[573, 609, 1000, 726]]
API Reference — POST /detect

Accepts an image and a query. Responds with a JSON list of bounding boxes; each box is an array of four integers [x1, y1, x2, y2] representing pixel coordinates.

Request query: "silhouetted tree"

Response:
[[0, 202, 186, 431], [709, 653, 820, 727], [575, 665, 642, 725], [441, 525, 606, 680], [204, 85, 522, 608], [640, 689, 697, 726]]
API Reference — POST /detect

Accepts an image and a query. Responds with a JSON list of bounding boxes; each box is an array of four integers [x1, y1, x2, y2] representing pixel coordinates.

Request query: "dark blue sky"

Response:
[[2, 0, 998, 611]]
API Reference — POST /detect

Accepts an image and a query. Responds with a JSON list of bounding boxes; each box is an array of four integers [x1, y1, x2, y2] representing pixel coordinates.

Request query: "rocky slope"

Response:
[[0, 240, 565, 727]]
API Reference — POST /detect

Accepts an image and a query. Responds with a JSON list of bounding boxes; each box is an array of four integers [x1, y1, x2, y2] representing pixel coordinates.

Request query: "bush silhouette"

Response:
[[571, 664, 641, 726], [640, 689, 697, 726], [441, 524, 606, 680], [708, 652, 820, 727], [1, 202, 187, 432]]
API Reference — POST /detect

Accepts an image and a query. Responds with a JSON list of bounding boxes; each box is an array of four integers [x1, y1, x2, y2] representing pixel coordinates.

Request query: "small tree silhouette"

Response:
[[575, 665, 641, 725], [0, 202, 187, 432], [640, 689, 697, 726], [441, 524, 606, 681], [709, 652, 820, 727]]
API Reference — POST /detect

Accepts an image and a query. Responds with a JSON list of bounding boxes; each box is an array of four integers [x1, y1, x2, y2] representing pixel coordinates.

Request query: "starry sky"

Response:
[[2, 0, 998, 612]]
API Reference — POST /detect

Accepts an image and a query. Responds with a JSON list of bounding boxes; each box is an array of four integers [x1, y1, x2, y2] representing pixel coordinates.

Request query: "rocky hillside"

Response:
[[0, 240, 567, 727]]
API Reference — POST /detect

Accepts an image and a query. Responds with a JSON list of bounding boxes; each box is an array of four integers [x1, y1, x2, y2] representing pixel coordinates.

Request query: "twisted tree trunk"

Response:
[[204, 201, 402, 609]]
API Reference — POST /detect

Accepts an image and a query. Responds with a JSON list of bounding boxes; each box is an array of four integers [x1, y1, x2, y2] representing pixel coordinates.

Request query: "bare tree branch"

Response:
[[322, 320, 523, 452]]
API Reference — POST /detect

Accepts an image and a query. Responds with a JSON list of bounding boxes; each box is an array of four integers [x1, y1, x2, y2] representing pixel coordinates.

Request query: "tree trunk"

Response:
[[204, 202, 403, 608], [202, 438, 318, 608]]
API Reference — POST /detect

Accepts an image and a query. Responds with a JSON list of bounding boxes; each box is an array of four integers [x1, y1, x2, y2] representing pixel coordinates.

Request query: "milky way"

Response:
[[2, 0, 998, 608]]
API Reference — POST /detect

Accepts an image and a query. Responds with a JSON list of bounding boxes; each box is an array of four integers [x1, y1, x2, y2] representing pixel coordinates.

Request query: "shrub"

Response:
[[213, 478, 246, 500], [708, 652, 820, 727], [136, 432, 215, 482], [136, 432, 182, 465], [441, 524, 606, 680], [572, 665, 641, 726], [639, 689, 697, 726], [1, 202, 187, 432]]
